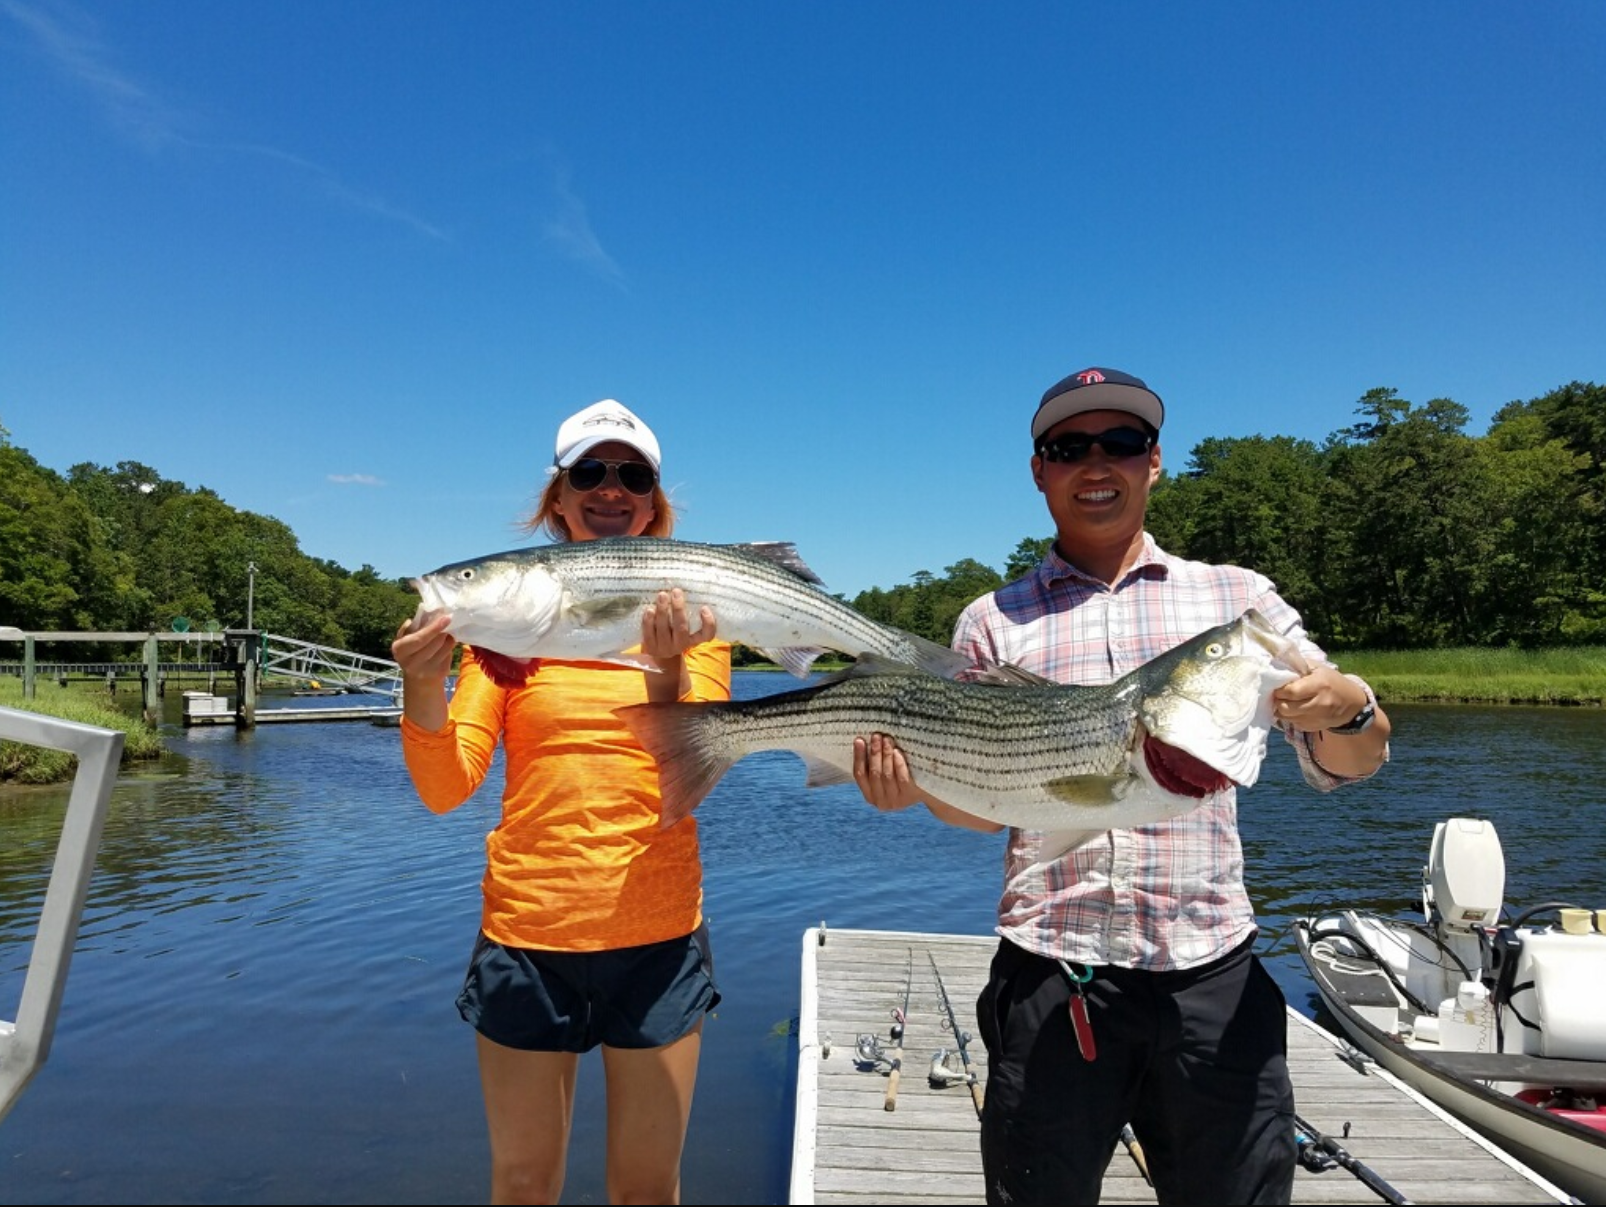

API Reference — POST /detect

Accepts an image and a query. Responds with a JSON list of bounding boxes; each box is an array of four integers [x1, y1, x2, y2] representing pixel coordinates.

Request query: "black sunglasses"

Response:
[[1037, 426, 1154, 464], [565, 457, 657, 496]]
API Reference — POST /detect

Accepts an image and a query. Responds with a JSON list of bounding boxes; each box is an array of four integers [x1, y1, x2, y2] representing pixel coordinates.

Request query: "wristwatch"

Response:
[[1328, 701, 1375, 735], [1328, 678, 1378, 735]]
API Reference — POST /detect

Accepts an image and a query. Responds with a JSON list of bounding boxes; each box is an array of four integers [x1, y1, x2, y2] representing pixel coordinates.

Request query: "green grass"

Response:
[[1337, 646, 1606, 706], [0, 676, 170, 784]]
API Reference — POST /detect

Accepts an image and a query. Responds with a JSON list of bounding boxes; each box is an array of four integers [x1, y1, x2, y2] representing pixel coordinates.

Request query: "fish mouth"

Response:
[[1142, 735, 1232, 796], [1240, 609, 1312, 677]]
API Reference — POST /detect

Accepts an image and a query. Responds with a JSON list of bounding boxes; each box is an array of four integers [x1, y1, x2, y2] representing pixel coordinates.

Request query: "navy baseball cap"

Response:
[[1032, 368, 1165, 443]]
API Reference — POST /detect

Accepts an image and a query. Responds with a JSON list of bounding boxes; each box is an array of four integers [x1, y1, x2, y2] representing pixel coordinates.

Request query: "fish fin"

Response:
[[471, 647, 539, 688], [728, 541, 826, 587], [614, 702, 733, 826], [968, 660, 1058, 688], [1034, 828, 1108, 864], [569, 596, 645, 625], [845, 652, 926, 678], [757, 646, 829, 678], [801, 755, 855, 788], [1042, 774, 1131, 806], [906, 635, 977, 681]]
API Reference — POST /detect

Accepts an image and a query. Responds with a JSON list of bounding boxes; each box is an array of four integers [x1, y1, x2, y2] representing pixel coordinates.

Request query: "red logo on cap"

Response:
[[1076, 370, 1106, 385]]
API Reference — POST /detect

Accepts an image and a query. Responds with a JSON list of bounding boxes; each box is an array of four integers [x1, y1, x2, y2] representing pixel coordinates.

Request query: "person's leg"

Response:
[[475, 1036, 581, 1205], [601, 1024, 704, 1205], [975, 940, 1146, 1206], [1131, 946, 1296, 1206]]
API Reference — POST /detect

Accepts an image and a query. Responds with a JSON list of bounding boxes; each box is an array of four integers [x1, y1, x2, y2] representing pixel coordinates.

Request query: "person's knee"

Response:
[[493, 1157, 565, 1205]]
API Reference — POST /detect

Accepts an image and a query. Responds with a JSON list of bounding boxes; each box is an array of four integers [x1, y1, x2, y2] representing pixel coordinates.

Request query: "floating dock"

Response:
[[182, 692, 400, 726], [791, 927, 1575, 1205]]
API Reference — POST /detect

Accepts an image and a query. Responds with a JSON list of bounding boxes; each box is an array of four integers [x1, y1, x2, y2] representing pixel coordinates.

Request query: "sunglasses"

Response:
[[1037, 426, 1154, 463], [565, 457, 658, 496]]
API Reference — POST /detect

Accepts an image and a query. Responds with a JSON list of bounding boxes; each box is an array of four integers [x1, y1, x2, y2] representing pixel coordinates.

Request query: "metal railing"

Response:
[[0, 707, 123, 1124], [258, 634, 401, 697]]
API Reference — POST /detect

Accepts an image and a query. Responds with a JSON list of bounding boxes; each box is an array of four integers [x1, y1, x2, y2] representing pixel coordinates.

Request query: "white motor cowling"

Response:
[[1423, 817, 1505, 932]]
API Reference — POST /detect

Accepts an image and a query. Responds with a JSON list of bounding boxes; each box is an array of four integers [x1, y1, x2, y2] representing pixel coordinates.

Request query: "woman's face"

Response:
[[552, 439, 658, 541]]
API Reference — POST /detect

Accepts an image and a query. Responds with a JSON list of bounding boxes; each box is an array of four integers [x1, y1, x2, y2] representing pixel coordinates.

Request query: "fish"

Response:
[[615, 608, 1312, 860], [410, 536, 973, 687]]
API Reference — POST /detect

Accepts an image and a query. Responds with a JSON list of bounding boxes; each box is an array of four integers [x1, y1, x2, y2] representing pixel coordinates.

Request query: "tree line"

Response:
[[850, 382, 1604, 652], [3, 380, 1601, 663]]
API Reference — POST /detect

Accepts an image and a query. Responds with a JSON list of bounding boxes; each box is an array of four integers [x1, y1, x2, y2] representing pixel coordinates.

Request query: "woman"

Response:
[[392, 399, 730, 1205]]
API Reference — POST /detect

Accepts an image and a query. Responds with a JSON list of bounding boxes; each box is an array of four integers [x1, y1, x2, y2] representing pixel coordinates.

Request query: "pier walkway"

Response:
[[791, 927, 1575, 1205]]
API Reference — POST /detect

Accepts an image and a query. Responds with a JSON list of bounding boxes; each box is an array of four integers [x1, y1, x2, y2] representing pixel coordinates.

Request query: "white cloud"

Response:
[[327, 473, 385, 487], [543, 164, 626, 288], [3, 0, 447, 240]]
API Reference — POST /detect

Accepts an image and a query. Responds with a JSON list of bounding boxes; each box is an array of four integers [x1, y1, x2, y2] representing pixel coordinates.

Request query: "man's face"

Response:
[[1031, 409, 1162, 546]]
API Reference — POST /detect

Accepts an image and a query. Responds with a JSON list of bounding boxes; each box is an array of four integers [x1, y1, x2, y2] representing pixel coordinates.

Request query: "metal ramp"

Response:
[[0, 708, 123, 1123], [258, 634, 401, 697]]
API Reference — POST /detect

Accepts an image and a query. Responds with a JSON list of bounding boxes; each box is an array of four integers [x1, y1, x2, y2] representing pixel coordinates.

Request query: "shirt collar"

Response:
[[1035, 532, 1171, 590]]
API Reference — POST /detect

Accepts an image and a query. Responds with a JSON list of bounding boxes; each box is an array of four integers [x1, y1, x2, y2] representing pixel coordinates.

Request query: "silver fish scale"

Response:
[[704, 673, 1140, 794], [551, 540, 917, 655]]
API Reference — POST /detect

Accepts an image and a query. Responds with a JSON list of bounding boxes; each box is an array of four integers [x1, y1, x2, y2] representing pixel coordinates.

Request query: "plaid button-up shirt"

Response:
[[952, 534, 1379, 972]]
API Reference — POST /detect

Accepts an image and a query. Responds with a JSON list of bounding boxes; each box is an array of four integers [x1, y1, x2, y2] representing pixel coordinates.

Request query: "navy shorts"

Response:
[[456, 922, 720, 1052]]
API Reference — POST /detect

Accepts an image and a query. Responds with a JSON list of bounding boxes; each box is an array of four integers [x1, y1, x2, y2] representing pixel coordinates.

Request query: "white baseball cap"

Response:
[[552, 400, 661, 473]]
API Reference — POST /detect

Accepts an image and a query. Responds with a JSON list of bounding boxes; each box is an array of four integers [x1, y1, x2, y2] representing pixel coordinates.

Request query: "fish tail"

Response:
[[615, 702, 735, 827], [904, 635, 975, 681]]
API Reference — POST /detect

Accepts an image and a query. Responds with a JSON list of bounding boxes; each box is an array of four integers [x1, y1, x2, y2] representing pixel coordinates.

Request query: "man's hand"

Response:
[[853, 733, 925, 812], [1272, 666, 1369, 733]]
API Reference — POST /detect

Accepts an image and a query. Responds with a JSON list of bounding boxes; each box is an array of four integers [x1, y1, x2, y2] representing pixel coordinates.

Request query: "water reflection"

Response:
[[1, 684, 1602, 1204]]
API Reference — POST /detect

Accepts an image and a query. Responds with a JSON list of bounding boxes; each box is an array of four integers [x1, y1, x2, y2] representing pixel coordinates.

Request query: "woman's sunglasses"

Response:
[[565, 457, 658, 496], [1037, 426, 1155, 464]]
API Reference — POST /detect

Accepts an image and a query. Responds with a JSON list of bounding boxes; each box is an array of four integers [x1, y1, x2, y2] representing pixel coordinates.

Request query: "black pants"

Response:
[[975, 934, 1295, 1206]]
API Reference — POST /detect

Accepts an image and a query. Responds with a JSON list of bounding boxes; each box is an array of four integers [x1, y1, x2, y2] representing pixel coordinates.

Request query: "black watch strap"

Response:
[[1328, 701, 1376, 735]]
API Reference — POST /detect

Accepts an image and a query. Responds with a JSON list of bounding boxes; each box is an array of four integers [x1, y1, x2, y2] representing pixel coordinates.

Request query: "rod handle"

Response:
[[884, 1059, 902, 1111]]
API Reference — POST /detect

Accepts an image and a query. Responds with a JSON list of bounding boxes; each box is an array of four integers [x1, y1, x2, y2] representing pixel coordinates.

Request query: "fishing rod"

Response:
[[1293, 1113, 1412, 1205], [1119, 1123, 1153, 1187], [884, 948, 912, 1111], [927, 950, 984, 1119]]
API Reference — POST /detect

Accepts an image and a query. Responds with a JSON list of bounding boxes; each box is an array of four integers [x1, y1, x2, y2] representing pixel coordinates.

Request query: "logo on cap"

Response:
[[583, 413, 636, 430], [1076, 370, 1106, 385]]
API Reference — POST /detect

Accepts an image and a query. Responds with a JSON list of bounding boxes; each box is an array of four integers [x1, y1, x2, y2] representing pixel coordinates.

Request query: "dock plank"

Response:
[[792, 927, 1572, 1205]]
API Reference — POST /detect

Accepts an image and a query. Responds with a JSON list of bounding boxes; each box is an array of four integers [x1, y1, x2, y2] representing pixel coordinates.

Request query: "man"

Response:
[[853, 367, 1391, 1206]]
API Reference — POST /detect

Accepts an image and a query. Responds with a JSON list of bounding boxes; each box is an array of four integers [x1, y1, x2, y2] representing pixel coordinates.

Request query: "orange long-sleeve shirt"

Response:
[[400, 643, 732, 952]]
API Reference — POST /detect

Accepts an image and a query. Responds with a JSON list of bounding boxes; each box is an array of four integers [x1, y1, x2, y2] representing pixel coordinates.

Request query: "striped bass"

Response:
[[616, 609, 1312, 858], [411, 536, 972, 687]]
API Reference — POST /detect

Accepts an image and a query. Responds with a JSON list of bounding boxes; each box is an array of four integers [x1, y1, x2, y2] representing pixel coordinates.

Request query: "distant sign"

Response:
[[171, 617, 191, 633], [203, 620, 222, 633]]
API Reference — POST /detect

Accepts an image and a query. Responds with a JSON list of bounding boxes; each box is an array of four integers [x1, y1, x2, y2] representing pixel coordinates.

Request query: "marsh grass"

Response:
[[0, 677, 169, 784], [1339, 646, 1606, 706]]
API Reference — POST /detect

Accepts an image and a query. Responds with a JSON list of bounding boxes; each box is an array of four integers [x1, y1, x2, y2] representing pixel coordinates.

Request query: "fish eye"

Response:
[[1205, 641, 1224, 658], [458, 568, 476, 582]]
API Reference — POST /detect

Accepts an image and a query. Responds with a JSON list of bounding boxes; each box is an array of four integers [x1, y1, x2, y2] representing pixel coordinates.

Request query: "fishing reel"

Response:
[[854, 1033, 893, 1072], [927, 1048, 974, 1087]]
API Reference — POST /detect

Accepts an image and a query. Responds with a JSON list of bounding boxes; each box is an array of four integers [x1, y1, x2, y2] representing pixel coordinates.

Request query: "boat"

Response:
[[1294, 816, 1606, 1204]]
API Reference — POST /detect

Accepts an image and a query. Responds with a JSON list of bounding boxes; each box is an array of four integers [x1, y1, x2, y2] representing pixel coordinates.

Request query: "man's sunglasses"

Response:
[[565, 457, 658, 496], [1037, 426, 1155, 464]]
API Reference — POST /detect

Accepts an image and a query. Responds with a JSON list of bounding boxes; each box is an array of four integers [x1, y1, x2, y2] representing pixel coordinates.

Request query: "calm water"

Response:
[[2, 678, 1603, 1204]]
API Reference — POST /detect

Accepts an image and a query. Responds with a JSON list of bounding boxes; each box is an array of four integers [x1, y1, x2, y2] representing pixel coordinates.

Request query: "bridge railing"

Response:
[[0, 708, 123, 1124], [258, 634, 401, 696]]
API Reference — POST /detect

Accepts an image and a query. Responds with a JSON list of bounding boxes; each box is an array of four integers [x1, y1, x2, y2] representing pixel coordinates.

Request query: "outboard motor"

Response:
[[1423, 817, 1505, 933], [1421, 818, 1506, 1015]]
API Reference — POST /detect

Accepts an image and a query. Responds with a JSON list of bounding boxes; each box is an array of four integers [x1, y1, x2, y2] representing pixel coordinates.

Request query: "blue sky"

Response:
[[3, 2, 1602, 601]]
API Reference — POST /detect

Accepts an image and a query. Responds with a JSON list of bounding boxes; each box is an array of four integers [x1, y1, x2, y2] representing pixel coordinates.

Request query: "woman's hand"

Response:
[[640, 588, 717, 662], [392, 612, 455, 731]]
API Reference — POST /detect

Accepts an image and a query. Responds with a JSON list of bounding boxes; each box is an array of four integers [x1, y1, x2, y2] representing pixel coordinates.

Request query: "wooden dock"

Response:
[[791, 927, 1576, 1205]]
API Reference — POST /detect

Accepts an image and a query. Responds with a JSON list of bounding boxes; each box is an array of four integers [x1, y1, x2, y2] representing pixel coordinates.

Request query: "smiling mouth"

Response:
[[1077, 489, 1118, 502]]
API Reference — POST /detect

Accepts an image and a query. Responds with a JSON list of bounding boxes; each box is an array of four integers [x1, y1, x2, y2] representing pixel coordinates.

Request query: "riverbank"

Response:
[[0, 677, 167, 783], [1339, 645, 1606, 706]]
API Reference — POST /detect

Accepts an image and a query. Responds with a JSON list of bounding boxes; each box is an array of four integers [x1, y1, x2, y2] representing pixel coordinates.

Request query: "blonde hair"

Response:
[[521, 473, 677, 543]]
